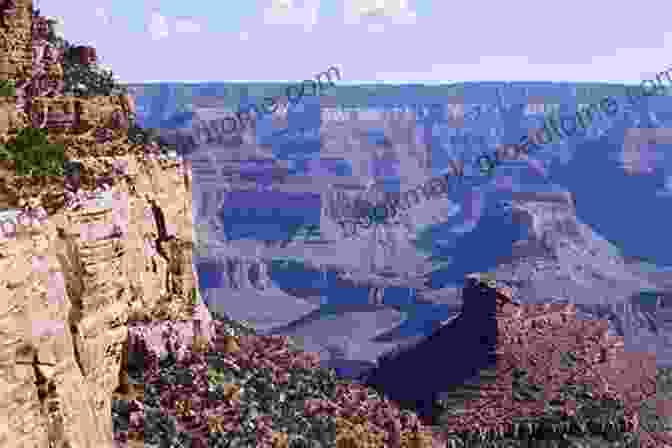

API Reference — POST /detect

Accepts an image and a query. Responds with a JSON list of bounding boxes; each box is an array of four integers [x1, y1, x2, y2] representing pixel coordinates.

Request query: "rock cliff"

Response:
[[0, 3, 210, 446], [487, 189, 672, 366], [1, 152, 208, 448], [363, 273, 664, 446]]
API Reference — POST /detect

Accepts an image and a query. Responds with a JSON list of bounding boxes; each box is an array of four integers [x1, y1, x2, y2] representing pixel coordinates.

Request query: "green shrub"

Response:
[[207, 367, 228, 386], [0, 79, 15, 97], [0, 127, 66, 177], [44, 23, 175, 153]]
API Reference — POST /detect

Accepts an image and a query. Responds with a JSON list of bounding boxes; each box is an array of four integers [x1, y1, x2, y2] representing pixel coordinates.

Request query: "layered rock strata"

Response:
[[1, 149, 207, 447], [0, 0, 33, 80], [489, 189, 672, 366], [197, 255, 271, 291], [0, 5, 210, 444]]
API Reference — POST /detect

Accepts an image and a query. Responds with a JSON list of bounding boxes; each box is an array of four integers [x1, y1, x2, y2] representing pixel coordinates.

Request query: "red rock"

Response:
[[364, 273, 659, 442], [71, 45, 97, 65]]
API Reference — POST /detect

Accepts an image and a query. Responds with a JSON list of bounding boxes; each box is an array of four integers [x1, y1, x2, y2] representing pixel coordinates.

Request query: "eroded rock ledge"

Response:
[[0, 150, 210, 447], [0, 2, 211, 445]]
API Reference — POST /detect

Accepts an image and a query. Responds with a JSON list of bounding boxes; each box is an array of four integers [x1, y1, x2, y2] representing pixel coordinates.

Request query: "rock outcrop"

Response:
[[0, 0, 33, 81], [29, 95, 129, 133], [1, 153, 208, 447], [28, 11, 64, 101], [363, 273, 662, 445], [196, 254, 271, 291], [0, 4, 211, 447], [489, 189, 672, 366]]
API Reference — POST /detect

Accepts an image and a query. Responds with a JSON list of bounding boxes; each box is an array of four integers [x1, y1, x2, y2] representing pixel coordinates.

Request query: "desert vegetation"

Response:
[[0, 126, 66, 177], [111, 303, 672, 447]]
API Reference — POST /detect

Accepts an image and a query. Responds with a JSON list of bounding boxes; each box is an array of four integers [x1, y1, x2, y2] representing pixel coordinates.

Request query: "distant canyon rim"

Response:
[[173, 65, 341, 149], [334, 69, 672, 239], [475, 64, 672, 174]]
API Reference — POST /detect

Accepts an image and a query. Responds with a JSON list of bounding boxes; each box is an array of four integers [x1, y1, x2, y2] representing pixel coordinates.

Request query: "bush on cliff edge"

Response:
[[0, 127, 66, 178]]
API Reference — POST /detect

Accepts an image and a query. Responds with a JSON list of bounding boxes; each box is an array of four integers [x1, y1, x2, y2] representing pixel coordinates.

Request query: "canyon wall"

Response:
[[0, 2, 209, 446], [1, 152, 206, 447]]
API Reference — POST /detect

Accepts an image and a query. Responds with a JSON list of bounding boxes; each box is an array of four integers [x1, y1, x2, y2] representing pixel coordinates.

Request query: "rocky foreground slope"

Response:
[[110, 273, 672, 448], [364, 273, 671, 447]]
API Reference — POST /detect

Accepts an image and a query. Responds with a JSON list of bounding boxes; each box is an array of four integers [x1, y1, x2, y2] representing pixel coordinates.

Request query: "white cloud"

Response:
[[174, 17, 202, 34], [263, 0, 320, 32], [345, 0, 417, 25], [148, 11, 170, 40]]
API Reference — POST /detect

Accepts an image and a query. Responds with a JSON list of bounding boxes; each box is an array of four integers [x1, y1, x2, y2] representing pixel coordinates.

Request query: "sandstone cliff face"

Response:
[[1, 150, 206, 447], [1, 227, 103, 447], [0, 4, 208, 442], [0, 0, 33, 81]]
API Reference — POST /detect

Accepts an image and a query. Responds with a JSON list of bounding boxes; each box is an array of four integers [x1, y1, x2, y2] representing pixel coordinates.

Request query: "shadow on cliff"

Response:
[[549, 130, 672, 266], [362, 277, 498, 423], [420, 197, 529, 289]]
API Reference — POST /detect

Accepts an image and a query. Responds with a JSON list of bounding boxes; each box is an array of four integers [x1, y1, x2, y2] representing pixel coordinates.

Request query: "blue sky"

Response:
[[36, 0, 671, 85]]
